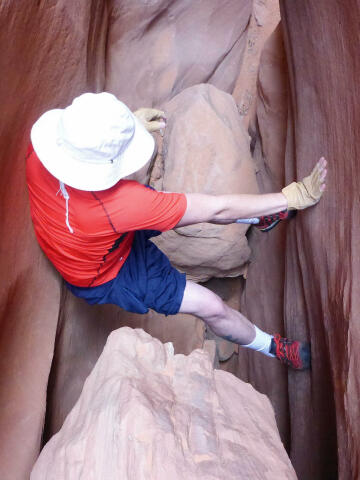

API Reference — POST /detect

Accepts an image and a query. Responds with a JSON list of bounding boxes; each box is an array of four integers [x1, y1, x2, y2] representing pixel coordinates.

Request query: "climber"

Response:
[[26, 92, 327, 370]]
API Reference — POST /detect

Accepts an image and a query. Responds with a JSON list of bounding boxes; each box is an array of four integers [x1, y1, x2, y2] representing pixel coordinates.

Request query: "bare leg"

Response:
[[179, 281, 312, 368], [179, 280, 256, 345]]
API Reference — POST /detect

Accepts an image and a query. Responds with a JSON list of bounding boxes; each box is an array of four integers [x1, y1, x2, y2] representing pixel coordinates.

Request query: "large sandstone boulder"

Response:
[[31, 328, 297, 480], [150, 83, 259, 282]]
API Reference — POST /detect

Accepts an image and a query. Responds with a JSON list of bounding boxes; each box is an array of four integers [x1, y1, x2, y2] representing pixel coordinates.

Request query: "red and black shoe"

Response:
[[255, 210, 296, 232], [270, 334, 311, 370]]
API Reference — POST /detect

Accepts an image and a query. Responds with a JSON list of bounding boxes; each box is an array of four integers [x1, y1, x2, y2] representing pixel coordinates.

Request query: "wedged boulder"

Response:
[[31, 327, 297, 480], [150, 83, 259, 282]]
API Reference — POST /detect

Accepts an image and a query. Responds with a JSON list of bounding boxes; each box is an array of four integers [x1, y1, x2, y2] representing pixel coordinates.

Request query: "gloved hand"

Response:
[[282, 157, 327, 210], [133, 108, 166, 133]]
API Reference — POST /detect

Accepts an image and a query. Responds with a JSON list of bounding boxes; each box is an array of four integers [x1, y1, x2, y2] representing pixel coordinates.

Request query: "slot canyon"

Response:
[[0, 1, 358, 478]]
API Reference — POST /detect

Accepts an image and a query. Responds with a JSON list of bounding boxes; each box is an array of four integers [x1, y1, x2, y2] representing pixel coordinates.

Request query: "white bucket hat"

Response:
[[30, 92, 155, 191]]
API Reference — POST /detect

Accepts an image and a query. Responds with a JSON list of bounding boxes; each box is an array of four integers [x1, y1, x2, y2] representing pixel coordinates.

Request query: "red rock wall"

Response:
[[242, 2, 360, 478], [279, 2, 360, 478], [4, 1, 358, 479], [0, 2, 107, 478]]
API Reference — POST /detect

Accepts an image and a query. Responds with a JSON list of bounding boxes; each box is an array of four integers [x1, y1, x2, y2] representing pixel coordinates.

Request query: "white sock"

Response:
[[242, 325, 275, 358]]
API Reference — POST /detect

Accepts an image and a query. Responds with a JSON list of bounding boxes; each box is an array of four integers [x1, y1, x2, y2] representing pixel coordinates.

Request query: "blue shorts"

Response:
[[66, 230, 186, 316]]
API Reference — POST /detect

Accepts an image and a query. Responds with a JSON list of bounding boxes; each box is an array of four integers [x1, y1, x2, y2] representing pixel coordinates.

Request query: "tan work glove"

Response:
[[133, 108, 166, 133], [282, 157, 327, 210]]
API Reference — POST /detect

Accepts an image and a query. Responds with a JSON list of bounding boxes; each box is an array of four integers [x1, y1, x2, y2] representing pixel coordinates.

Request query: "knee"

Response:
[[199, 294, 228, 323]]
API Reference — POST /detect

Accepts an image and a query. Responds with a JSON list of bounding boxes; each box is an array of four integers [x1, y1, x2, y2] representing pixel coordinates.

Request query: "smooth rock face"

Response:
[[0, 2, 107, 478], [106, 0, 252, 109], [31, 328, 297, 480], [150, 83, 259, 282], [239, 2, 360, 478], [279, 2, 360, 478]]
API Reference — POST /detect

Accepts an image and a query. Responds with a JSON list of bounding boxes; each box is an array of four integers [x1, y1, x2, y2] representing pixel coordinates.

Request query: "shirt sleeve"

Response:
[[107, 180, 187, 232]]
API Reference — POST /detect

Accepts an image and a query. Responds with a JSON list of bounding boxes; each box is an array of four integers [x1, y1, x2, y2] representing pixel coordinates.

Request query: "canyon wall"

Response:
[[0, 1, 107, 478], [1, 1, 359, 479], [240, 2, 360, 478], [279, 2, 360, 478]]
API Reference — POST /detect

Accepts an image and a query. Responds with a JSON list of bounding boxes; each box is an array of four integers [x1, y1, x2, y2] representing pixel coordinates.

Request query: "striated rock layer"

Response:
[[31, 328, 297, 480], [240, 2, 360, 478], [279, 1, 360, 478], [0, 2, 107, 478]]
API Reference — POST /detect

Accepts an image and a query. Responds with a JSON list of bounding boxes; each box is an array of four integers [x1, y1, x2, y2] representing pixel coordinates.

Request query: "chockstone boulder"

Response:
[[31, 327, 296, 480], [150, 83, 259, 282]]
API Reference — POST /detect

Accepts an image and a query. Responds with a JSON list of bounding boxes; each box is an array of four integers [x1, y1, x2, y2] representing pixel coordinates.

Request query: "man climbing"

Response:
[[27, 93, 327, 370]]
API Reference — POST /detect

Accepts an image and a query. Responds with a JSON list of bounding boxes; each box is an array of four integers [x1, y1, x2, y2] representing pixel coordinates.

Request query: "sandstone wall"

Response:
[[4, 1, 355, 479], [279, 2, 360, 478], [239, 2, 360, 478], [0, 1, 107, 478]]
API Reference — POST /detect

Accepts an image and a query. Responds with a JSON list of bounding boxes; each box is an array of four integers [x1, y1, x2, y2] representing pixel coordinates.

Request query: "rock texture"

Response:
[[239, 24, 290, 447], [0, 2, 107, 479], [106, 0, 252, 110], [237, 2, 360, 478], [279, 2, 359, 478], [43, 291, 204, 440], [32, 328, 297, 480], [3, 0, 343, 478], [0, 2, 256, 476], [150, 83, 259, 281], [233, 0, 281, 127]]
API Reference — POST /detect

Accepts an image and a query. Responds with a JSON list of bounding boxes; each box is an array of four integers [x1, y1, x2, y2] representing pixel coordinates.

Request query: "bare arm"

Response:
[[176, 192, 288, 227], [175, 157, 328, 228]]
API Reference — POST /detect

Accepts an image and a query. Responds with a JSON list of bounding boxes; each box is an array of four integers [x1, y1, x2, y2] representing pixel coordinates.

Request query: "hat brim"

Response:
[[30, 109, 155, 191]]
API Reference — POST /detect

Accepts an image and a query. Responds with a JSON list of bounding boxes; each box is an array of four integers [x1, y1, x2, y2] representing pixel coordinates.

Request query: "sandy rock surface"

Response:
[[150, 83, 259, 282], [6, 0, 355, 478], [31, 328, 296, 480]]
